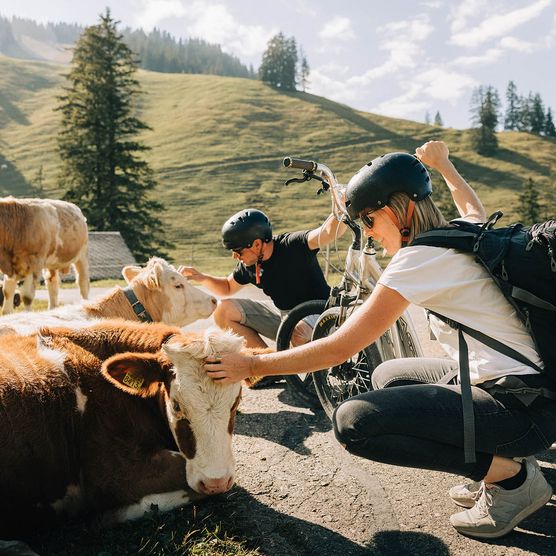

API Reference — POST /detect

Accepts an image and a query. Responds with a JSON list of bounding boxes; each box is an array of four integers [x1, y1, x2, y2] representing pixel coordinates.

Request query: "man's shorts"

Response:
[[228, 298, 319, 341]]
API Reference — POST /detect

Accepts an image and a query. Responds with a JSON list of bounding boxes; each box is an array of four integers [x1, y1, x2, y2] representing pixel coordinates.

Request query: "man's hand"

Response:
[[415, 140, 451, 173], [178, 265, 205, 282]]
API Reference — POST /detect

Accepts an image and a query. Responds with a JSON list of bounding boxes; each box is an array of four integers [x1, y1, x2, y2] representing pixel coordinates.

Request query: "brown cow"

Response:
[[0, 257, 217, 336], [0, 320, 243, 536], [0, 197, 89, 314]]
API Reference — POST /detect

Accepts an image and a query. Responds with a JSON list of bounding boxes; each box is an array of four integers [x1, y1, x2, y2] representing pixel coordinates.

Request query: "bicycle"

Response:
[[276, 156, 424, 418]]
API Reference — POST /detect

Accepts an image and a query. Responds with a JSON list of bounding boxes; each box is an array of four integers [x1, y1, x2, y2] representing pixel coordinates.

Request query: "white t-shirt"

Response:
[[378, 245, 542, 385]]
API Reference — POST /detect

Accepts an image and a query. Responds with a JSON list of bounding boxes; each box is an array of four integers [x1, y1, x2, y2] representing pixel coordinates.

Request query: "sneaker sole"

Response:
[[454, 486, 553, 539]]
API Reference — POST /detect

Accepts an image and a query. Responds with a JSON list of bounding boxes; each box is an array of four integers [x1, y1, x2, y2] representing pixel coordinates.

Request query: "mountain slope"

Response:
[[1, 55, 555, 272]]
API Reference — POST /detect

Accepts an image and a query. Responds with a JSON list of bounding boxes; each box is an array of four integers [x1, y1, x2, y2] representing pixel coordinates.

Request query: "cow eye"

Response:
[[173, 401, 180, 412]]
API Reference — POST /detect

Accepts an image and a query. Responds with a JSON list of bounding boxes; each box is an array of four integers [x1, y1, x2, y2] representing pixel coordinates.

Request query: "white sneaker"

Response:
[[448, 456, 540, 508], [450, 459, 553, 539]]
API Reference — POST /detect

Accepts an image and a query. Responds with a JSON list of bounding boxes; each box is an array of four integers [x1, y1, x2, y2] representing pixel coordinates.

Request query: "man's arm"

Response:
[[179, 266, 244, 297], [416, 141, 486, 223], [307, 213, 347, 250]]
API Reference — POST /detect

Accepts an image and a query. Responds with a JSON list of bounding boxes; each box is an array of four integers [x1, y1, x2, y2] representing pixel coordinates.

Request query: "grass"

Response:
[[1, 55, 555, 275], [27, 504, 261, 556]]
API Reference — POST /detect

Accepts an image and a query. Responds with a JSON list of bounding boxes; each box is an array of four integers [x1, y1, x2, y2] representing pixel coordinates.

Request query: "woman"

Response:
[[205, 141, 556, 539]]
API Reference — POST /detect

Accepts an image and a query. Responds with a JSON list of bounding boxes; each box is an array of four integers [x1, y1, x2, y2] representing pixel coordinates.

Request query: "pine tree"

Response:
[[424, 111, 431, 125], [298, 46, 310, 92], [434, 111, 443, 127], [545, 108, 556, 138], [503, 80, 520, 130], [530, 93, 545, 134], [469, 85, 500, 155], [517, 178, 542, 224], [519, 93, 532, 131], [56, 10, 171, 261], [259, 32, 298, 90]]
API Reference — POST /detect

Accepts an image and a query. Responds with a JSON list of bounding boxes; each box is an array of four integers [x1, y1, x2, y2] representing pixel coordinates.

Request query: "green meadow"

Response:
[[1, 54, 555, 276]]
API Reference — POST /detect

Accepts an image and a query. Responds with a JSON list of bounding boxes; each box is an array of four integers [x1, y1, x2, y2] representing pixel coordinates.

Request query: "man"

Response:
[[180, 208, 345, 386]]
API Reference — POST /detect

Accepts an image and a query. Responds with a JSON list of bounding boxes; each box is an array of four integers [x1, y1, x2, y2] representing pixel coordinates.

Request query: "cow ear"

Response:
[[101, 352, 173, 397], [163, 336, 207, 360], [122, 265, 142, 283], [144, 262, 163, 290]]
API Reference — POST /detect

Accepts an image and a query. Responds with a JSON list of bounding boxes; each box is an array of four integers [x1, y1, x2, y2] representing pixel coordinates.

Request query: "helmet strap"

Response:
[[401, 200, 415, 243], [255, 242, 265, 285], [383, 201, 415, 243]]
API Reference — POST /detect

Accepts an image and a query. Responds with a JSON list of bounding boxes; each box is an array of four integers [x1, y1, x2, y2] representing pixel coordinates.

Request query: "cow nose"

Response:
[[199, 476, 233, 495]]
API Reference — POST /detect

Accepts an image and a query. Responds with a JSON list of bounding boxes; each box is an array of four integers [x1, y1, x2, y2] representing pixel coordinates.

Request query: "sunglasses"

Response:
[[232, 247, 246, 255], [361, 212, 374, 229]]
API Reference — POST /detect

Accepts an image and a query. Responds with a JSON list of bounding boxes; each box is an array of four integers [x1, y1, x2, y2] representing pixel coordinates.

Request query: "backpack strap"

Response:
[[511, 286, 556, 312], [429, 310, 548, 464]]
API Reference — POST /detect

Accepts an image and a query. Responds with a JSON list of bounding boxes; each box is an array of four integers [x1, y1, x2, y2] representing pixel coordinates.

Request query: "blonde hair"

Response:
[[387, 192, 448, 244]]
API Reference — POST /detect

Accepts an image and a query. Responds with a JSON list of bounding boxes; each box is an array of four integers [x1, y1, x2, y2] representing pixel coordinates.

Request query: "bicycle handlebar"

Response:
[[283, 157, 318, 172], [283, 155, 349, 222]]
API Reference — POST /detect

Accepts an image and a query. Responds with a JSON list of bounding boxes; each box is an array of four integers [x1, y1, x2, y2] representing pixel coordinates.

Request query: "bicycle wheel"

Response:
[[311, 306, 384, 419], [275, 299, 327, 408]]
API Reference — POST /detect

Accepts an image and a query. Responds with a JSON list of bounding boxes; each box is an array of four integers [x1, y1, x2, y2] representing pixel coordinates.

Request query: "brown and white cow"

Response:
[[0, 320, 243, 536], [0, 257, 217, 336], [0, 197, 89, 314]]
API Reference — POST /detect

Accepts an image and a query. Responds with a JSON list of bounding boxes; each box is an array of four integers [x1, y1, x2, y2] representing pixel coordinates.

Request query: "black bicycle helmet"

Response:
[[221, 208, 273, 250], [345, 153, 432, 220]]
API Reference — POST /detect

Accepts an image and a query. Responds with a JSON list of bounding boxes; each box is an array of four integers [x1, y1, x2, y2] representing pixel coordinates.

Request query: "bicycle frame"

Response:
[[284, 157, 423, 361]]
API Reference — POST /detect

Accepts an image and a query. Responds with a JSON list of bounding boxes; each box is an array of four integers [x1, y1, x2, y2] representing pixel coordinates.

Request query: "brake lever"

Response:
[[285, 176, 309, 186], [284, 170, 330, 193]]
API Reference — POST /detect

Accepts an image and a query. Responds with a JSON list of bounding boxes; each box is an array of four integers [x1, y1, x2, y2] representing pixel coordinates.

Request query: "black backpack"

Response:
[[411, 211, 556, 462]]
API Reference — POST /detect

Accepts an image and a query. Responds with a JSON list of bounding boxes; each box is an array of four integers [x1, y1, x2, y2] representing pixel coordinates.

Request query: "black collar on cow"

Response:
[[122, 287, 153, 322]]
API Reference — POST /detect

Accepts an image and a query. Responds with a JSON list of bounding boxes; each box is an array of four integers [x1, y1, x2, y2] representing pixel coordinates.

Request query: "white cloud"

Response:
[[372, 84, 430, 120], [186, 2, 275, 58], [415, 67, 478, 102], [450, 0, 553, 47], [421, 1, 444, 8], [132, 0, 187, 30], [132, 0, 276, 59], [449, 0, 488, 34], [498, 36, 538, 53], [346, 15, 433, 87], [319, 16, 355, 41], [370, 66, 477, 124], [451, 47, 503, 67], [309, 67, 359, 104]]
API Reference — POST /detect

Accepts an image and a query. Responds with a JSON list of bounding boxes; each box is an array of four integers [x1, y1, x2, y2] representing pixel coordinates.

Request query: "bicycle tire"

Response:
[[276, 299, 327, 408], [311, 306, 384, 419]]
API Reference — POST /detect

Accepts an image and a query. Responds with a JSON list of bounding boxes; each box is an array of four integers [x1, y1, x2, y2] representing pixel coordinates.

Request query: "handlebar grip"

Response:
[[283, 157, 317, 172]]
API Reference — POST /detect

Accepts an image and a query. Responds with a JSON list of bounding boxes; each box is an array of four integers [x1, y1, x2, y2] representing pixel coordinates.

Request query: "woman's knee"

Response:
[[333, 397, 376, 448]]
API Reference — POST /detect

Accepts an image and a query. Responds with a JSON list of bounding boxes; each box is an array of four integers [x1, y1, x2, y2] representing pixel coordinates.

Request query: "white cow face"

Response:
[[162, 329, 243, 495], [122, 257, 216, 327], [102, 328, 243, 496]]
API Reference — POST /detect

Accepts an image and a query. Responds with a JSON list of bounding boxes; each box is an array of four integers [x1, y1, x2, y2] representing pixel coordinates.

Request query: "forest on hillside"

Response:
[[0, 14, 255, 78]]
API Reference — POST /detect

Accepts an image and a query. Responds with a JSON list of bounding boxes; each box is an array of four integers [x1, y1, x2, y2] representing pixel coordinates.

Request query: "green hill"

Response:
[[1, 54, 555, 275]]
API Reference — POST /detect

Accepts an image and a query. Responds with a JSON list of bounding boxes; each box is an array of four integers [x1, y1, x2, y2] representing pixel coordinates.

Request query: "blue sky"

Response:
[[1, 0, 555, 129]]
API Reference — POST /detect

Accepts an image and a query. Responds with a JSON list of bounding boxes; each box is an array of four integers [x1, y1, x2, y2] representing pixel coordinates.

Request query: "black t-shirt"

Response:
[[232, 231, 330, 310]]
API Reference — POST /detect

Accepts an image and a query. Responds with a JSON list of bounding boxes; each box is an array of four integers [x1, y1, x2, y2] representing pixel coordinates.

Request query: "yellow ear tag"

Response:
[[123, 373, 144, 390]]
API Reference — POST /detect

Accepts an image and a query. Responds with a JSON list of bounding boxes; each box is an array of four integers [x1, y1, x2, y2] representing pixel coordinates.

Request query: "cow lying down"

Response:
[[0, 320, 244, 536], [0, 257, 217, 336]]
